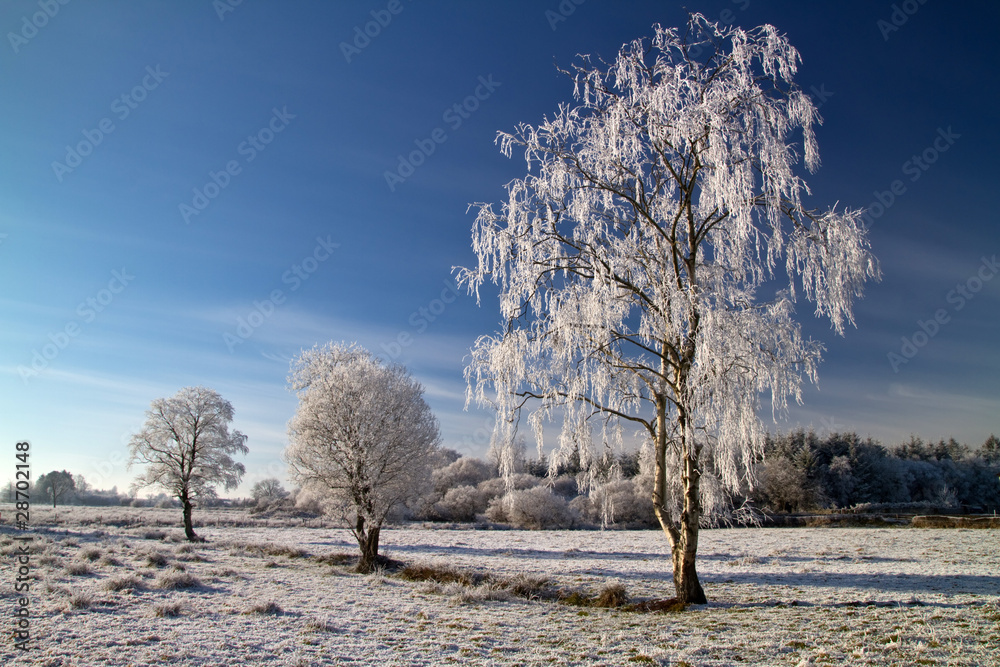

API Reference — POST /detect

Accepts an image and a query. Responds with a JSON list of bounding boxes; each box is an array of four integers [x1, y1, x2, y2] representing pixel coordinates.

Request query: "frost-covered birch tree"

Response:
[[457, 15, 879, 604], [128, 386, 248, 542], [285, 343, 441, 573]]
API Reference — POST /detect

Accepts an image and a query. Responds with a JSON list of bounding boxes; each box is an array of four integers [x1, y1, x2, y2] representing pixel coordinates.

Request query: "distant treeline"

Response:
[[753, 431, 1000, 513], [9, 431, 999, 526]]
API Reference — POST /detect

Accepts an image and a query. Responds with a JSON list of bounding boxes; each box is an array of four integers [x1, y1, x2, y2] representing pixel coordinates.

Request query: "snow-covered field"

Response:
[[2, 506, 998, 666]]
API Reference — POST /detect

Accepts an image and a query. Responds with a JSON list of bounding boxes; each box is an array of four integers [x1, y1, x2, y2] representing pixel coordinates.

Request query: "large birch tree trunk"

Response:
[[181, 491, 198, 542], [652, 393, 707, 604]]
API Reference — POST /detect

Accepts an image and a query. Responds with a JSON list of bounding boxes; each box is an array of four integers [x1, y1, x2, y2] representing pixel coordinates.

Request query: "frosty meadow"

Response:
[[5, 6, 998, 667], [2, 507, 998, 666]]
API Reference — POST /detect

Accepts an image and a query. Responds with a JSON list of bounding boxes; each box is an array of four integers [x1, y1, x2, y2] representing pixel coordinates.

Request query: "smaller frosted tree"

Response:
[[128, 386, 248, 541], [982, 434, 1000, 464], [251, 478, 288, 506], [37, 470, 75, 508], [285, 343, 441, 573]]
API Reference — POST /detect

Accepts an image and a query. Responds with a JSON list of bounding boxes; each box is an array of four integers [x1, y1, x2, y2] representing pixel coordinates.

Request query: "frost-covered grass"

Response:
[[2, 505, 998, 665]]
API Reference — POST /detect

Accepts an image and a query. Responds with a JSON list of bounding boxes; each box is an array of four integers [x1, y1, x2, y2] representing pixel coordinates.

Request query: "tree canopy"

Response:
[[285, 342, 441, 572], [458, 14, 879, 603]]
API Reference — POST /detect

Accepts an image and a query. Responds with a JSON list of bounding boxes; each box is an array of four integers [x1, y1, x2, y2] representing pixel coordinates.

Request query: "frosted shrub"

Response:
[[434, 485, 489, 522], [293, 486, 325, 515], [432, 457, 494, 495], [548, 474, 579, 499], [487, 486, 577, 529], [477, 473, 540, 502], [587, 478, 656, 528]]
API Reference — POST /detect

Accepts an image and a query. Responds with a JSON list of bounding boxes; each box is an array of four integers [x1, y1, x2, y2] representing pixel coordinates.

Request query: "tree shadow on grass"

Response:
[[347, 540, 1000, 600], [702, 570, 1000, 597]]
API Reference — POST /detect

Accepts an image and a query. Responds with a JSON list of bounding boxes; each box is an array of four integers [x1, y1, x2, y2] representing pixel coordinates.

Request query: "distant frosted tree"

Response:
[[251, 478, 289, 505], [127, 386, 248, 541], [458, 15, 879, 603], [285, 343, 441, 573], [980, 434, 999, 464], [36, 470, 75, 508], [73, 474, 90, 494]]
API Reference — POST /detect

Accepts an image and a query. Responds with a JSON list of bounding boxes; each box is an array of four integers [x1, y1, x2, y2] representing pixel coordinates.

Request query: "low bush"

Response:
[[487, 486, 578, 529], [434, 485, 490, 522]]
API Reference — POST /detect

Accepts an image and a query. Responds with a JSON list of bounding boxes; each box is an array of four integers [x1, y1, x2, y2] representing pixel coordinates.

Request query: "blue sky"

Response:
[[1, 0, 997, 497]]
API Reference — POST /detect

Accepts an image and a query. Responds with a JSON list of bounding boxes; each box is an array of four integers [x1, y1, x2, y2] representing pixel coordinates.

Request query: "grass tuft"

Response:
[[400, 563, 478, 587], [144, 551, 170, 567], [78, 546, 103, 562], [65, 561, 93, 576], [67, 590, 94, 609], [314, 552, 356, 567], [304, 616, 338, 633], [152, 602, 182, 617], [102, 574, 144, 592], [155, 572, 202, 590], [244, 600, 282, 615], [593, 583, 630, 608], [99, 554, 123, 567]]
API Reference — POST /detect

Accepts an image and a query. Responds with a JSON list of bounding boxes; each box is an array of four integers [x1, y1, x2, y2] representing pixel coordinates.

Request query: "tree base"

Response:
[[354, 553, 404, 574], [626, 597, 689, 613]]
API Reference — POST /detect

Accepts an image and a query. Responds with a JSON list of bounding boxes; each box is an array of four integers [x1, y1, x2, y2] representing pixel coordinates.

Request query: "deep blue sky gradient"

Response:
[[1, 0, 997, 496]]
